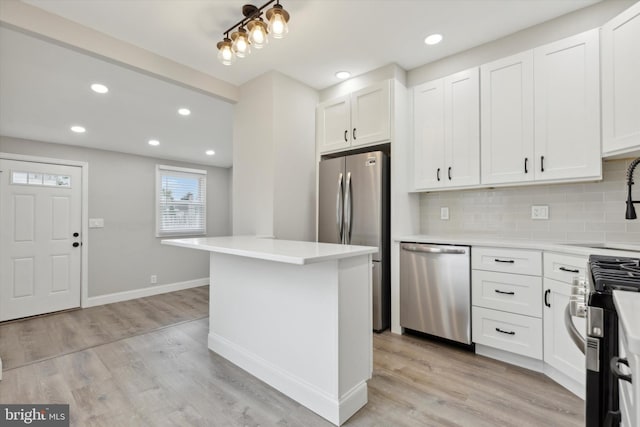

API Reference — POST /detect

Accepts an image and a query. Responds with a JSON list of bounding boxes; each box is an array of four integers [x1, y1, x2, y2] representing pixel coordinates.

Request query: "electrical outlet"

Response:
[[150, 275, 157, 284], [531, 205, 549, 220], [89, 218, 104, 228], [440, 207, 450, 220]]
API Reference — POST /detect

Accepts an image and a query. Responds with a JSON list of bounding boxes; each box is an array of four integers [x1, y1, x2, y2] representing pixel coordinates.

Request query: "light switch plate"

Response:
[[440, 207, 450, 220], [531, 205, 549, 220], [89, 218, 105, 228]]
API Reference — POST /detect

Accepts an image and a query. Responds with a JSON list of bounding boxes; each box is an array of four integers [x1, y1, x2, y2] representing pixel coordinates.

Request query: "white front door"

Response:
[[0, 159, 82, 321]]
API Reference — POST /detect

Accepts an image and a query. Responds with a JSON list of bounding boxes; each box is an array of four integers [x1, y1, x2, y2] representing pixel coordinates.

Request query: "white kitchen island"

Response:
[[161, 236, 377, 426]]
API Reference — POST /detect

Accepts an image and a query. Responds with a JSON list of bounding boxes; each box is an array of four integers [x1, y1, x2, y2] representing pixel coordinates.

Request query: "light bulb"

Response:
[[248, 18, 268, 49], [266, 4, 290, 39], [216, 38, 236, 65], [231, 28, 251, 58]]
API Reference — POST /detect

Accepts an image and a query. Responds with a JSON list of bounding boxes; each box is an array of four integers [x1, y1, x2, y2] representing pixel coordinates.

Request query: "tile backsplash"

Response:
[[419, 159, 640, 243]]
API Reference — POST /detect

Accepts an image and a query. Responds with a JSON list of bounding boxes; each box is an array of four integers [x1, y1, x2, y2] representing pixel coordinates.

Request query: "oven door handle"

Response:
[[611, 357, 632, 383], [564, 303, 586, 355]]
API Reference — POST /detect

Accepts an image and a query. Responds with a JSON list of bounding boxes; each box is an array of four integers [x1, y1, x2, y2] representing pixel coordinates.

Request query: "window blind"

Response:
[[156, 165, 207, 237]]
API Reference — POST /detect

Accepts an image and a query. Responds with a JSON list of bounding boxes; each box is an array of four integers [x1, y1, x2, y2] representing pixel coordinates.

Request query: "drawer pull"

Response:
[[559, 266, 580, 274], [494, 258, 515, 264], [495, 327, 515, 336], [494, 289, 515, 295]]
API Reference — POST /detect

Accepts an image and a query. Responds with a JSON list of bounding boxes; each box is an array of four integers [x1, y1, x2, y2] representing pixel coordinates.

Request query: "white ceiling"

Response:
[[1, 0, 600, 167], [0, 27, 234, 167]]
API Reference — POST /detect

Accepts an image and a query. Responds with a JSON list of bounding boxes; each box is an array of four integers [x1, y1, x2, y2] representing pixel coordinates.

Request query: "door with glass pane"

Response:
[[0, 159, 82, 321]]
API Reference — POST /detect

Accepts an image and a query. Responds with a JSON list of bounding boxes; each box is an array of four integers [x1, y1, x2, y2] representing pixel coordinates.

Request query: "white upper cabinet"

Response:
[[351, 82, 391, 147], [317, 81, 391, 154], [316, 95, 351, 153], [413, 79, 445, 189], [601, 2, 640, 157], [533, 29, 601, 182], [413, 68, 479, 190], [481, 51, 535, 185], [446, 69, 480, 187]]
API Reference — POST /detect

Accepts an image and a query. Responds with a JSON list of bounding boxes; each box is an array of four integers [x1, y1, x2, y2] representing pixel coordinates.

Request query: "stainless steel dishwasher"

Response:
[[400, 242, 471, 345]]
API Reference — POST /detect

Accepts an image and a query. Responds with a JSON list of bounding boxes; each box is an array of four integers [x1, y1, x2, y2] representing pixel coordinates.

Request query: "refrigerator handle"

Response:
[[345, 172, 352, 244], [336, 173, 344, 243]]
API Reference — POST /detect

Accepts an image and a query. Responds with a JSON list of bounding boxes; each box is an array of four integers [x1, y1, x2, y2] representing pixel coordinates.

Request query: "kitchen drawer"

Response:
[[472, 247, 542, 276], [472, 306, 543, 359], [472, 270, 542, 318], [544, 252, 587, 284]]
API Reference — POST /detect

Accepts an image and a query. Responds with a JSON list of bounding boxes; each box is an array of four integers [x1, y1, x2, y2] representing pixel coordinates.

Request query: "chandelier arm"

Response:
[[222, 0, 278, 37]]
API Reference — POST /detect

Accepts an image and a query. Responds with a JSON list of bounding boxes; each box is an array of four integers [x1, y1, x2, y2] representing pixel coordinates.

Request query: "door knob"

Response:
[[72, 242, 80, 247], [73, 232, 79, 237]]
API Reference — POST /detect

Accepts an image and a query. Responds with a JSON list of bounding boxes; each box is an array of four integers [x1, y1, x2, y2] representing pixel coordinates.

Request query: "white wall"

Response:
[[319, 63, 407, 102], [272, 73, 318, 241], [232, 73, 275, 236], [0, 136, 232, 297], [232, 71, 318, 241]]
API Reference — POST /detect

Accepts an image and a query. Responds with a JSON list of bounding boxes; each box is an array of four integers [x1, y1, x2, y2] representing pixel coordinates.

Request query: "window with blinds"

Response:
[[156, 165, 207, 237]]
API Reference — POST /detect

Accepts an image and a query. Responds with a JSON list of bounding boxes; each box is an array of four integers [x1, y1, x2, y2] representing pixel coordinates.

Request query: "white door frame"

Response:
[[0, 152, 89, 308]]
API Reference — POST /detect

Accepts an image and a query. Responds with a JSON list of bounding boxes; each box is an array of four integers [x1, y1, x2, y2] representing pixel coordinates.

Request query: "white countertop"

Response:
[[395, 234, 640, 258], [161, 236, 377, 265], [613, 291, 640, 355]]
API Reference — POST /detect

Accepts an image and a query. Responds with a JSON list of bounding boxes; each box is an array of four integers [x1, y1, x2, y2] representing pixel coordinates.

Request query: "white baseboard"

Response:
[[209, 332, 366, 426], [475, 344, 544, 373], [84, 277, 208, 308]]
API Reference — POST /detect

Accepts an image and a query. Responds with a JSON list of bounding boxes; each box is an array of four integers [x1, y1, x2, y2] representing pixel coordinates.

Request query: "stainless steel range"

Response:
[[567, 255, 640, 427]]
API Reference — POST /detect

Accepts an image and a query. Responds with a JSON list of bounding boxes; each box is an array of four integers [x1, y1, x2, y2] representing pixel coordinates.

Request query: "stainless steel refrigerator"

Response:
[[318, 151, 390, 332]]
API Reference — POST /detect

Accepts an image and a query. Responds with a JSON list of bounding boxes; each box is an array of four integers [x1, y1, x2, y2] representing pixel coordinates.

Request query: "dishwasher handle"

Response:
[[401, 244, 467, 255]]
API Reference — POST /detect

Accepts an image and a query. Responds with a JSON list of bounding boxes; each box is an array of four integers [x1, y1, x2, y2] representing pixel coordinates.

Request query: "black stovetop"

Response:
[[589, 254, 640, 294]]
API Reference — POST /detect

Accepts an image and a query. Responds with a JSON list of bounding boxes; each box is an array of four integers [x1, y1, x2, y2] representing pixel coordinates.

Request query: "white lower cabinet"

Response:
[[469, 248, 588, 398], [542, 253, 587, 398], [619, 325, 637, 427], [472, 270, 542, 318], [472, 306, 542, 359], [543, 278, 586, 385], [471, 247, 543, 363]]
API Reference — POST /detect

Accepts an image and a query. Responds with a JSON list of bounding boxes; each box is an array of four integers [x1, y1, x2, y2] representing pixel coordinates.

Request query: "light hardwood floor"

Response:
[[0, 286, 584, 426]]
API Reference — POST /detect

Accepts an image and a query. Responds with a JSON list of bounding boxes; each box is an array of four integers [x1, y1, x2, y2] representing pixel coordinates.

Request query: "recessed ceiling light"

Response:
[[424, 34, 443, 45], [335, 71, 351, 79], [205, 150, 215, 156], [90, 83, 109, 94], [148, 139, 160, 146], [178, 108, 191, 116], [70, 125, 86, 133]]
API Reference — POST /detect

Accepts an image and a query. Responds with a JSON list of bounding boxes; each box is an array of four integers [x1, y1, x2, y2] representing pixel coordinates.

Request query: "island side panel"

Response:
[[208, 252, 344, 423], [337, 254, 373, 424]]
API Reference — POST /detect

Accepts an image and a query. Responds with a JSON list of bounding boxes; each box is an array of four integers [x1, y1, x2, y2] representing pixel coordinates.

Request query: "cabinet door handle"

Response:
[[448, 167, 452, 180], [559, 266, 580, 274], [437, 168, 440, 182], [344, 130, 348, 142], [494, 258, 515, 264], [495, 289, 515, 295], [540, 155, 545, 172], [544, 289, 551, 307], [524, 157, 528, 174], [495, 328, 515, 336], [353, 128, 356, 140]]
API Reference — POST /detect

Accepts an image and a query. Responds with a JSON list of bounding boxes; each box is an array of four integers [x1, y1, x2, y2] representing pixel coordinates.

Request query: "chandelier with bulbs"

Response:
[[217, 0, 290, 65]]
